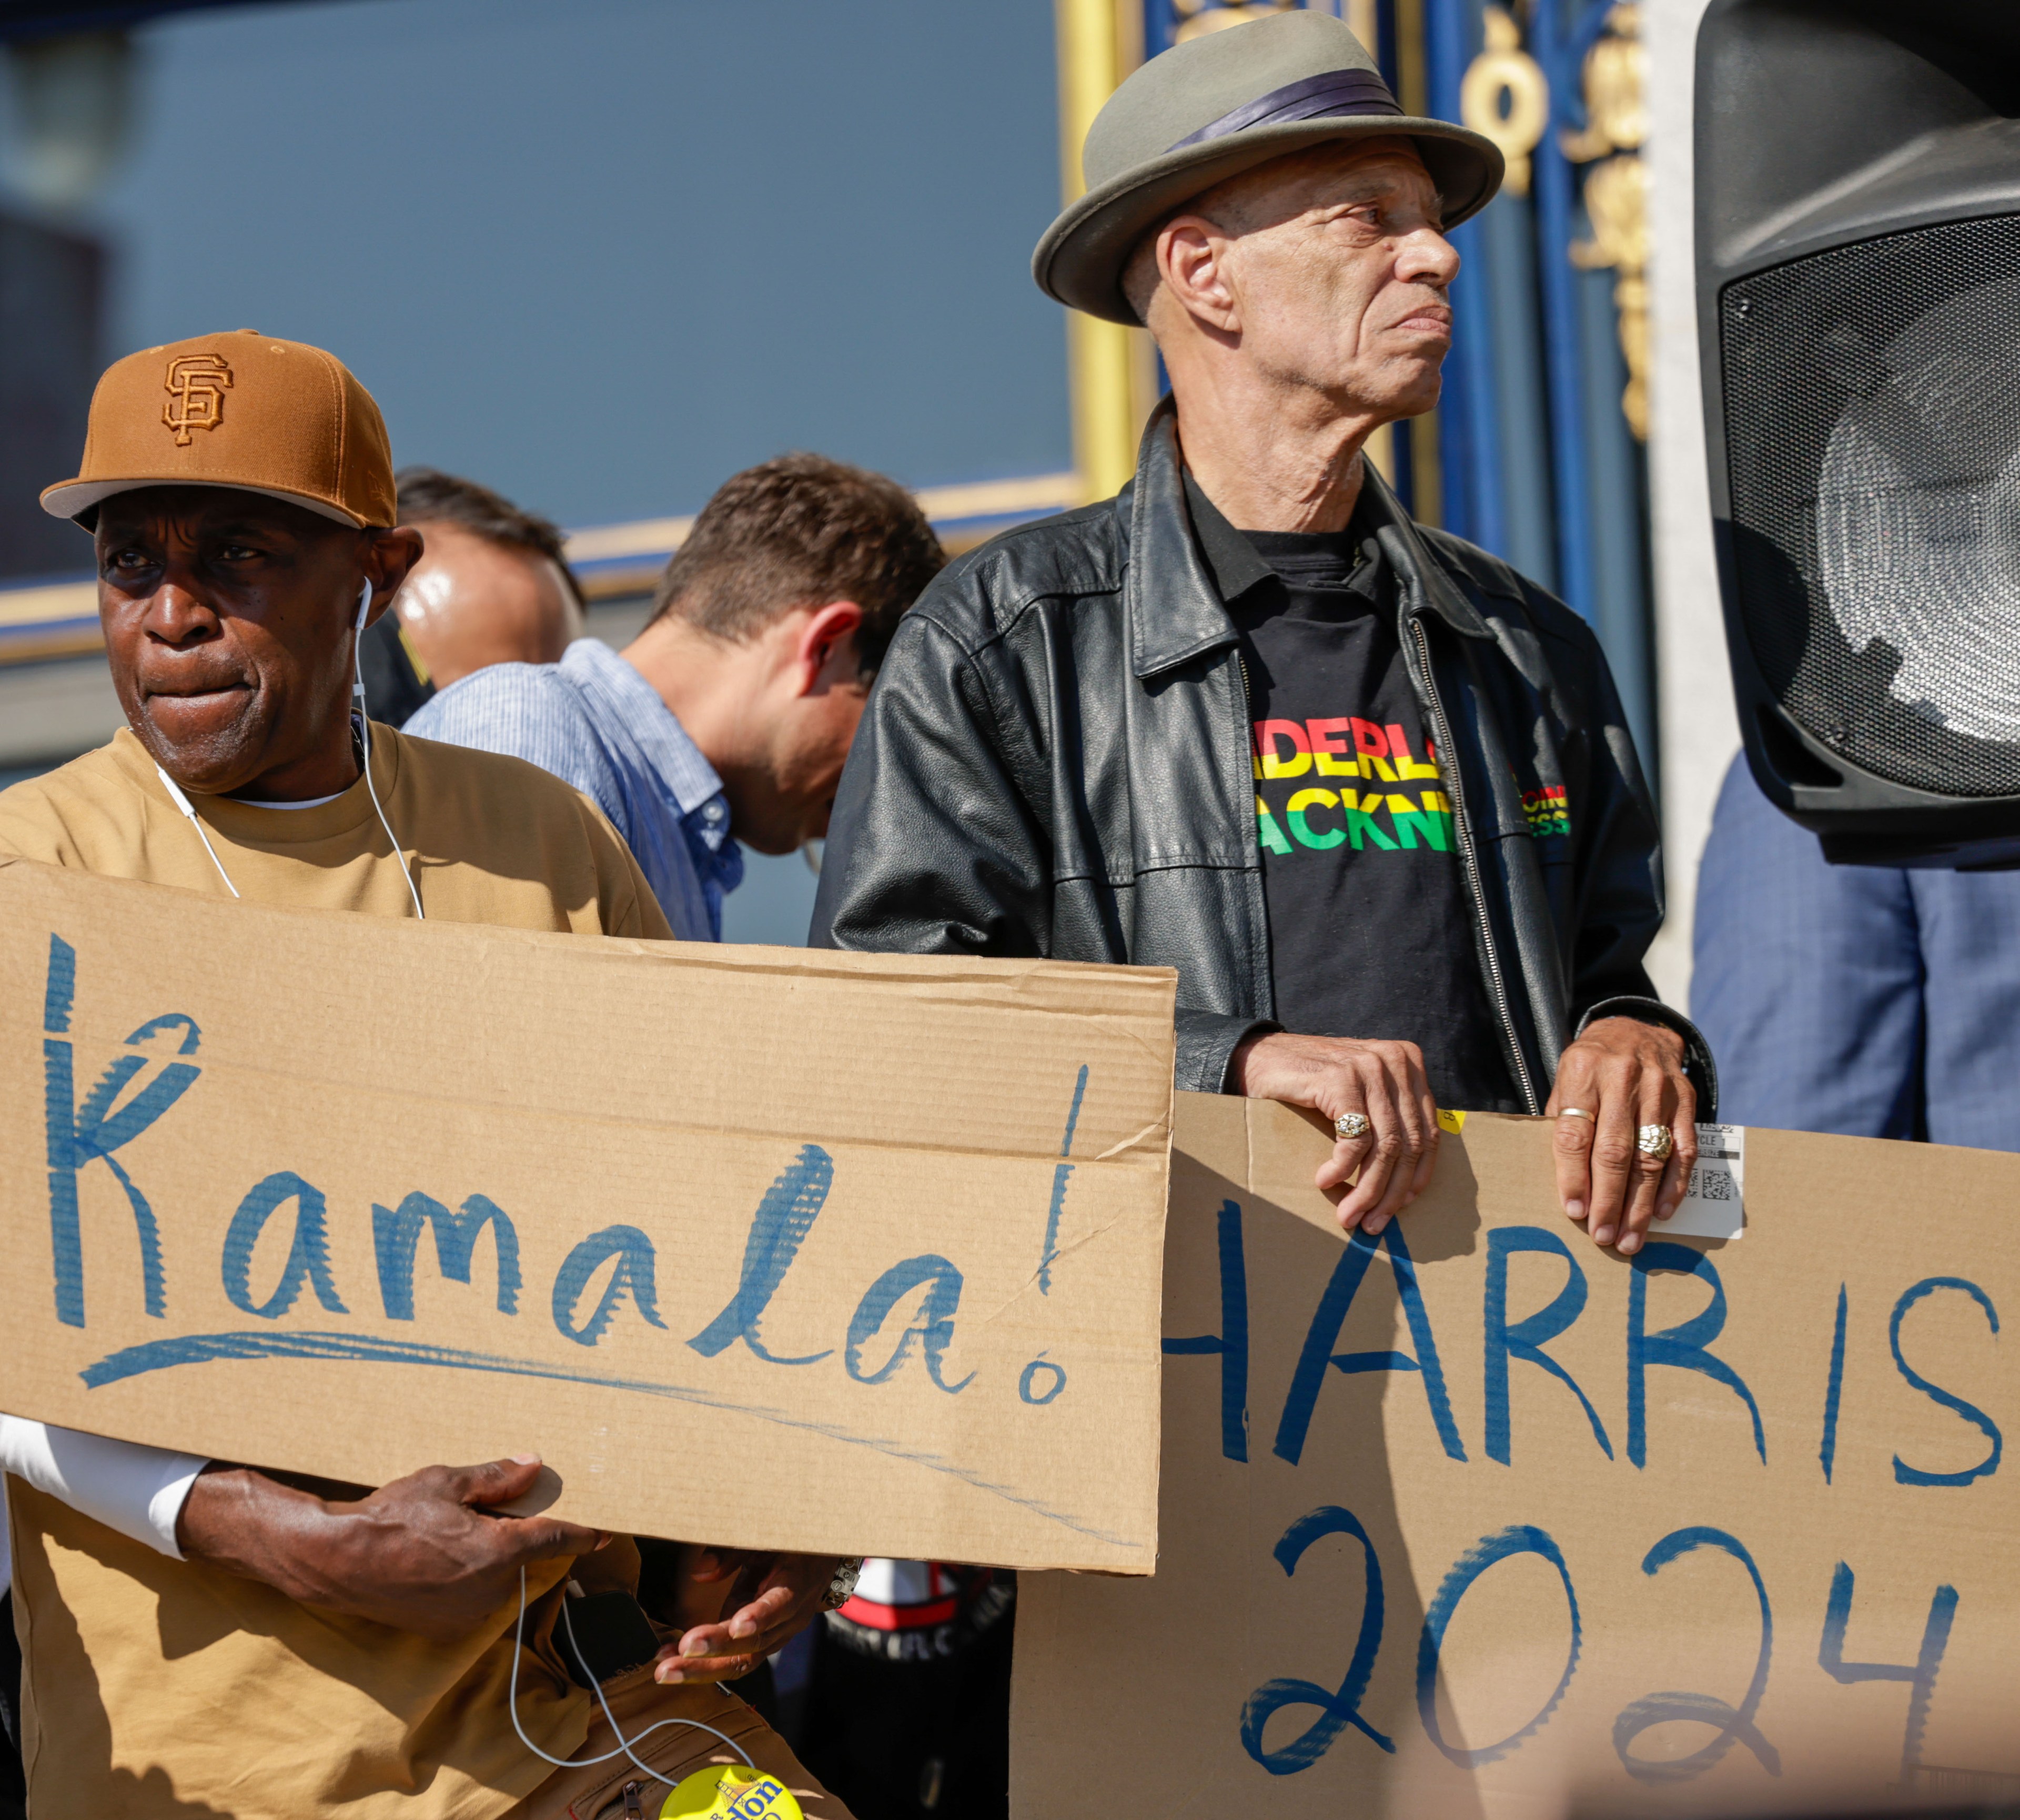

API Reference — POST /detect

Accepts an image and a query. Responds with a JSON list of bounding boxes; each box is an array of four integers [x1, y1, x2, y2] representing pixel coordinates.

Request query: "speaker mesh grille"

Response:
[[1720, 214, 2020, 798]]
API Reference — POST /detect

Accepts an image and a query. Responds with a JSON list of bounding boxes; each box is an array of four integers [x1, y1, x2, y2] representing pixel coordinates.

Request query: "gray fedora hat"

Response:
[[1034, 9, 1503, 326]]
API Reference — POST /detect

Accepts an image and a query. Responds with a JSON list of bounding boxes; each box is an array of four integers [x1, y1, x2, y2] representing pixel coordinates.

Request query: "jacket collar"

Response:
[[1358, 460, 1493, 638], [1122, 397, 1491, 678], [1180, 472, 1276, 604], [1124, 398, 1241, 680]]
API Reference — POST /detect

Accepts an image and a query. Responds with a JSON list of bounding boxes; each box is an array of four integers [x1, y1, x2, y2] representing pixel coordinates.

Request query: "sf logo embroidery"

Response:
[[163, 353, 233, 446]]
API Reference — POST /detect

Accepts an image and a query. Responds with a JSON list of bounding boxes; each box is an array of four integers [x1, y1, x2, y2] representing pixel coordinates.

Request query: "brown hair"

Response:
[[395, 466, 584, 606], [648, 453, 943, 675]]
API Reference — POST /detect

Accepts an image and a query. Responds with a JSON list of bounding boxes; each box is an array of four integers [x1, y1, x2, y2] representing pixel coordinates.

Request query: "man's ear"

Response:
[[360, 527, 427, 629], [1159, 215, 1241, 336], [793, 600, 867, 696]]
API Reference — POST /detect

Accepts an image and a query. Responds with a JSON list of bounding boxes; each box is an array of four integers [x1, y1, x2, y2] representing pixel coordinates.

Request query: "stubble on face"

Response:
[[96, 489, 363, 796]]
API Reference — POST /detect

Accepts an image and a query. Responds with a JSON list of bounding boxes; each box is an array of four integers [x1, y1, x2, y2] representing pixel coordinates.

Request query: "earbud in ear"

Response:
[[355, 579, 373, 633]]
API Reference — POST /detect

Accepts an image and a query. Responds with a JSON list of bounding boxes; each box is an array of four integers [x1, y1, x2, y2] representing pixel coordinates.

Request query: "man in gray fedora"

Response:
[[816, 8, 1714, 1259]]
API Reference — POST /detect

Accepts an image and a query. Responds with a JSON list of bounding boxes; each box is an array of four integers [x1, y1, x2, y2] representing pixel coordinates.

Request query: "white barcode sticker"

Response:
[[1662, 1123, 1745, 1240]]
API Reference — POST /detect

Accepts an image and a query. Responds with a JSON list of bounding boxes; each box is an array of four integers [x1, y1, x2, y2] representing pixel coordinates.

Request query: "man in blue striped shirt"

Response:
[[408, 454, 943, 941]]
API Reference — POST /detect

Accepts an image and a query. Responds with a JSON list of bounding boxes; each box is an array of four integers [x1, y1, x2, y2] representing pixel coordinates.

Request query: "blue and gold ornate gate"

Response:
[[1057, 0, 1656, 767]]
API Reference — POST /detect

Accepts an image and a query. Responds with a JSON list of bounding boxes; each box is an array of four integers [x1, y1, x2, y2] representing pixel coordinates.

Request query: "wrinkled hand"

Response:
[[1230, 1030, 1440, 1236], [176, 1454, 606, 1641], [652, 1548, 842, 1685], [1548, 1017, 1696, 1256]]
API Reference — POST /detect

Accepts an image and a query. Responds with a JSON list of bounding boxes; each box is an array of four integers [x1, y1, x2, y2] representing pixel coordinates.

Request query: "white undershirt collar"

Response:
[[231, 790, 346, 811]]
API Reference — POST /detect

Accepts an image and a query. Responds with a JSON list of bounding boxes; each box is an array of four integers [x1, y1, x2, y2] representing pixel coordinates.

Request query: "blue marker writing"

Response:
[[845, 1254, 973, 1392], [1037, 1064, 1089, 1295], [1819, 1560, 1957, 1781], [43, 934, 203, 1326], [372, 1192, 521, 1321], [1483, 1227, 1610, 1465], [1240, 1505, 1393, 1773], [1275, 1219, 1465, 1467], [223, 1172, 348, 1320], [1612, 1528, 1780, 1782], [1164, 1199, 1249, 1462], [1888, 1277, 2001, 1487], [1417, 1525, 1580, 1767], [688, 1146, 834, 1364], [1627, 1242, 1764, 1468], [552, 1225, 666, 1347]]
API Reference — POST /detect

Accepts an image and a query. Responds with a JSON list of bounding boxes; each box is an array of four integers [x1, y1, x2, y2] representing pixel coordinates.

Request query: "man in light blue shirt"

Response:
[[408, 453, 944, 941], [413, 634, 741, 939]]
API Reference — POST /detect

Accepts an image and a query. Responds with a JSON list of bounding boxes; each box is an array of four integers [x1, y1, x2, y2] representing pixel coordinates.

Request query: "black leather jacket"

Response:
[[813, 404, 1715, 1114]]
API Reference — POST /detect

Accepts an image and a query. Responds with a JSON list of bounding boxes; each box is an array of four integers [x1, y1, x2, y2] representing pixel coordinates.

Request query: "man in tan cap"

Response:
[[0, 331, 853, 1817], [818, 11, 1716, 1256]]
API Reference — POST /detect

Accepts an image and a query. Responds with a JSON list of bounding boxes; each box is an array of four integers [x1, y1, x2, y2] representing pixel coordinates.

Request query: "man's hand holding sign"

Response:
[[653, 1548, 851, 1686], [175, 1455, 609, 1643], [1547, 1017, 1698, 1256], [1233, 1017, 1695, 1253], [179, 1446, 843, 1681]]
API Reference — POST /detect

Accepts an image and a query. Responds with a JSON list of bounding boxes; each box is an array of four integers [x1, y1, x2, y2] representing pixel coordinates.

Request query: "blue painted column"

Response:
[[1524, 0, 1602, 628], [1426, 0, 1501, 554], [1480, 190, 1556, 592], [1579, 257, 1655, 772], [1519, 0, 1655, 782]]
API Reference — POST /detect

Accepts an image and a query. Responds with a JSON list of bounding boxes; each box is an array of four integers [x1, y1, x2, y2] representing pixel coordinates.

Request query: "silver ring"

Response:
[[1334, 1112, 1372, 1142], [1558, 1107, 1594, 1121], [822, 1557, 864, 1611], [1636, 1124, 1675, 1161]]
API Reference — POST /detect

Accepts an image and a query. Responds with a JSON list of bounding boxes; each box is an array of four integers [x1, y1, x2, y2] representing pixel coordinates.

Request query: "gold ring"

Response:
[[1334, 1112, 1372, 1141], [1636, 1124, 1675, 1161], [1558, 1107, 1594, 1121]]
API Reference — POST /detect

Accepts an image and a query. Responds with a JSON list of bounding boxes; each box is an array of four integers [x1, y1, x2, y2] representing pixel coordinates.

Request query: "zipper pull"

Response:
[[621, 1781, 645, 1819]]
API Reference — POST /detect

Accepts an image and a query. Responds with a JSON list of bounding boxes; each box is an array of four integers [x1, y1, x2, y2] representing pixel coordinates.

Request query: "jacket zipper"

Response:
[[1411, 617, 1540, 1115], [1237, 645, 1274, 1022]]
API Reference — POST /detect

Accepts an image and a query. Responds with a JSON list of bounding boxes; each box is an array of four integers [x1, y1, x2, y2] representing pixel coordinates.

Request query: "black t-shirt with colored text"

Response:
[[1214, 502, 1521, 1114]]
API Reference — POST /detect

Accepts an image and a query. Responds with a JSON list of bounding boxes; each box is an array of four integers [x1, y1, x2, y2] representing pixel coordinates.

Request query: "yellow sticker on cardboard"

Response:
[[659, 1763, 802, 1819], [1436, 1107, 1467, 1134]]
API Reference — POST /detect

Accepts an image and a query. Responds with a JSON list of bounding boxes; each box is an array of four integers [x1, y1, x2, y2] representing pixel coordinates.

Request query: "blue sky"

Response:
[[90, 0, 1073, 530]]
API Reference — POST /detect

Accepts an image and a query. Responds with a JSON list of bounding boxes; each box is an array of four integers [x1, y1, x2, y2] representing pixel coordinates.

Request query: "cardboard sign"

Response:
[[1014, 1093, 2020, 1813], [0, 858, 1176, 1572]]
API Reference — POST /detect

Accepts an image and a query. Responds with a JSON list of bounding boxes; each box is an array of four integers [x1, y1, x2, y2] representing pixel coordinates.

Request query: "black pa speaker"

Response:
[[1696, 0, 2020, 866]]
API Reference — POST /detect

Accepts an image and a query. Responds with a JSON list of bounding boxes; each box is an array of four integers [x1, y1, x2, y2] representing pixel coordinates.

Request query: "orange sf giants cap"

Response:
[[41, 329, 396, 529]]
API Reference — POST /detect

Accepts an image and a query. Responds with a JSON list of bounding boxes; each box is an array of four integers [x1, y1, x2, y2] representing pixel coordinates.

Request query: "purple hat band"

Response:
[[1167, 66, 1403, 152]]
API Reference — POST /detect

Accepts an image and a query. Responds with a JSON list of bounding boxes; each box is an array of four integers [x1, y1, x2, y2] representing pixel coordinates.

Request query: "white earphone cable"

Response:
[[152, 764, 240, 898], [353, 578, 424, 919], [152, 578, 425, 914], [507, 1566, 755, 1789]]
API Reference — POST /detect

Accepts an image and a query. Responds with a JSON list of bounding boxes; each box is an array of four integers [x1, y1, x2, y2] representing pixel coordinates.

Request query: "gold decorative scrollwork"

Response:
[[1459, 7, 1548, 197], [1571, 155, 1649, 435], [1563, 4, 1649, 438], [1560, 2, 1644, 160]]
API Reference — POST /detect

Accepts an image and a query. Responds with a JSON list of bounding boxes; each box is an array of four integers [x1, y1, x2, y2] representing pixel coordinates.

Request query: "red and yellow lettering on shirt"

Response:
[[1254, 715, 1573, 856], [1253, 714, 1453, 856]]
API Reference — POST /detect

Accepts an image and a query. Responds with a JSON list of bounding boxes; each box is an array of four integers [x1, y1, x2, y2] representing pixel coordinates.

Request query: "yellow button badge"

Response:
[[659, 1763, 803, 1820]]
